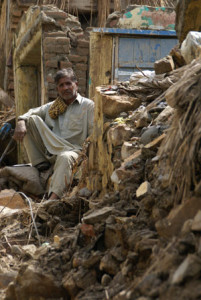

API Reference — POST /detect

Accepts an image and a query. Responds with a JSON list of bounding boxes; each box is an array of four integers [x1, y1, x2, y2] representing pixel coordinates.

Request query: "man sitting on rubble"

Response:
[[13, 68, 94, 200]]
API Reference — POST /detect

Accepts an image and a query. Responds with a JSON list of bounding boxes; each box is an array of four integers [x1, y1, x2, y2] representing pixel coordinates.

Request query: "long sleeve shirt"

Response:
[[18, 93, 94, 150]]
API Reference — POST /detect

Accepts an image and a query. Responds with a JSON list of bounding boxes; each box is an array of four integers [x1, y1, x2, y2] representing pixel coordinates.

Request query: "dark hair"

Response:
[[54, 68, 77, 84]]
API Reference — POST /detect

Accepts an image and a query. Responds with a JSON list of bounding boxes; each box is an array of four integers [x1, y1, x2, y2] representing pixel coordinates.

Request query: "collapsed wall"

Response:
[[13, 5, 89, 162], [14, 5, 89, 111]]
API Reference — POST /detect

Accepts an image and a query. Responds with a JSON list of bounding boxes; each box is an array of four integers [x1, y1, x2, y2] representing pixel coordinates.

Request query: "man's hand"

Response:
[[13, 120, 27, 141]]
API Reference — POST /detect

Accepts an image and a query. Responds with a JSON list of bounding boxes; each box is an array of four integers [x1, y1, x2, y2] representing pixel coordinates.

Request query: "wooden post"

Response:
[[89, 32, 113, 100]]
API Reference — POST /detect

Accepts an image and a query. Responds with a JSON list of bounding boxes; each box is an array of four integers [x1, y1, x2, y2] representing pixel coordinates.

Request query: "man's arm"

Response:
[[13, 103, 49, 141], [13, 120, 27, 141]]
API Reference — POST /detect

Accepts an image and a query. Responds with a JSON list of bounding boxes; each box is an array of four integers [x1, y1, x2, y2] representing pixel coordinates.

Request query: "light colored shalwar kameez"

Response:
[[18, 94, 94, 197]]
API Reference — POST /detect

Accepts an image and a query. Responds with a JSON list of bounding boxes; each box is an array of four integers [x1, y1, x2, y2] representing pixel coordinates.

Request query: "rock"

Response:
[[0, 189, 27, 209], [153, 105, 174, 125], [119, 112, 128, 118], [152, 207, 167, 222], [62, 272, 78, 298], [101, 274, 112, 286], [21, 245, 37, 258], [141, 195, 155, 212], [154, 55, 175, 74], [111, 150, 143, 186], [0, 206, 21, 219], [121, 141, 138, 160], [191, 210, 201, 231], [108, 124, 133, 147], [181, 219, 193, 234], [135, 111, 152, 129], [155, 197, 201, 239], [0, 272, 17, 289], [104, 223, 124, 248], [33, 244, 50, 260], [136, 181, 151, 198], [5, 265, 66, 300], [181, 31, 201, 64], [78, 187, 92, 198], [80, 223, 95, 237], [82, 207, 113, 224], [135, 238, 158, 256], [135, 273, 161, 296], [177, 233, 196, 255], [140, 126, 161, 145], [11, 245, 24, 256], [74, 268, 97, 289], [99, 253, 120, 275], [172, 254, 201, 284], [81, 252, 102, 268], [97, 87, 141, 118]]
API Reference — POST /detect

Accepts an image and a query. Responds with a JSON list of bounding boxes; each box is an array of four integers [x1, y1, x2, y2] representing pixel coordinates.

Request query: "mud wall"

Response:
[[14, 5, 89, 116], [176, 0, 201, 43]]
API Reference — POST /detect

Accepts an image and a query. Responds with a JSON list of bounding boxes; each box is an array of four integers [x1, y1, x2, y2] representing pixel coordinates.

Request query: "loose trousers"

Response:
[[24, 115, 79, 198]]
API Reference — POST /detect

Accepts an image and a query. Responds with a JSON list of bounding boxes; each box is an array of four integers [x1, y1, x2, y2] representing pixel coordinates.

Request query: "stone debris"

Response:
[[154, 55, 175, 74], [1, 19, 201, 300], [136, 181, 151, 198]]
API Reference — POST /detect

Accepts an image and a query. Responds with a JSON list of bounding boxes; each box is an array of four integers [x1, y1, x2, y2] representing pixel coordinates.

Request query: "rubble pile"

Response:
[[1, 47, 201, 300]]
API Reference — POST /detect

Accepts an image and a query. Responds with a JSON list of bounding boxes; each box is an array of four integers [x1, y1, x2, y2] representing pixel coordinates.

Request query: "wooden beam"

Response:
[[89, 32, 113, 100]]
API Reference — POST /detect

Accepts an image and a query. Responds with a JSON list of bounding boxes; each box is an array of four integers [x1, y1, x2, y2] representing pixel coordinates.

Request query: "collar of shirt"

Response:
[[75, 93, 82, 104]]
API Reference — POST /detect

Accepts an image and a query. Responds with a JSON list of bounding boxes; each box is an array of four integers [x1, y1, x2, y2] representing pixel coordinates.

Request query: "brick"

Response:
[[44, 37, 57, 46], [74, 70, 86, 78], [154, 55, 175, 74], [68, 55, 88, 63], [77, 39, 89, 48], [71, 28, 83, 34], [48, 83, 56, 90], [77, 47, 89, 56], [45, 60, 58, 68], [80, 224, 95, 237], [60, 61, 73, 69], [78, 84, 87, 90], [66, 20, 80, 28], [55, 45, 70, 54], [8, 81, 14, 90], [12, 9, 22, 17], [11, 24, 17, 29], [75, 63, 88, 71], [78, 87, 86, 95], [78, 78, 87, 86], [44, 31, 66, 37], [56, 37, 70, 45], [44, 44, 56, 53], [46, 74, 54, 83], [12, 17, 21, 24], [75, 32, 84, 39], [56, 19, 67, 26], [45, 11, 68, 19], [44, 53, 56, 60], [10, 91, 15, 98], [48, 91, 57, 99]]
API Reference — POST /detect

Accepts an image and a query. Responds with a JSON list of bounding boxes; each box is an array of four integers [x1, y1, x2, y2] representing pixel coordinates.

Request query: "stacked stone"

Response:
[[42, 7, 89, 101], [4, 3, 90, 101]]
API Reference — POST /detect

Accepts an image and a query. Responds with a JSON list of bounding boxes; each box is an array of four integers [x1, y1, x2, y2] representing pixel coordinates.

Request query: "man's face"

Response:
[[57, 76, 78, 104]]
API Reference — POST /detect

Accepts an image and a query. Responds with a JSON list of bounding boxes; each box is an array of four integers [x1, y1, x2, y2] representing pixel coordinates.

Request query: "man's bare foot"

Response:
[[48, 192, 59, 200]]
